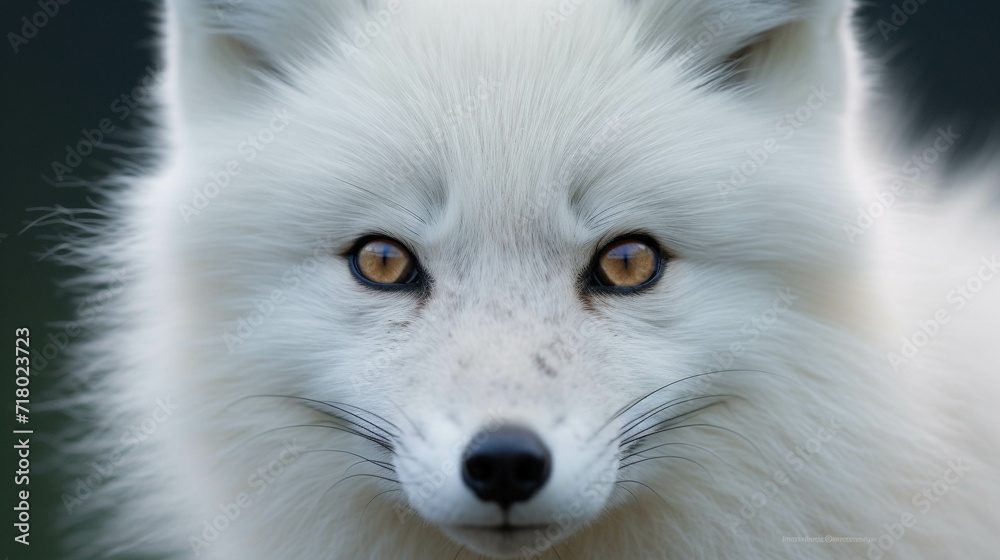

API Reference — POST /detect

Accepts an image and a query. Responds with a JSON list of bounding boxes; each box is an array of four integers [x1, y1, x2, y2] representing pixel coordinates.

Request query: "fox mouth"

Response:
[[453, 522, 549, 534], [441, 523, 557, 558]]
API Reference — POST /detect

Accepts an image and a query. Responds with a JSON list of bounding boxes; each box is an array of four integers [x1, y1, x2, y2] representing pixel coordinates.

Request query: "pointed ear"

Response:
[[163, 0, 363, 114], [632, 0, 854, 102]]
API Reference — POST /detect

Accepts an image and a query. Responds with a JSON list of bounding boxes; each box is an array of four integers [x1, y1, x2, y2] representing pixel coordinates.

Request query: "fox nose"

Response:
[[462, 426, 552, 509]]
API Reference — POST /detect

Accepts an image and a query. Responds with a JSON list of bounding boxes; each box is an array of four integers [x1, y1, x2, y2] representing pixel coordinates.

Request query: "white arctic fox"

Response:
[[60, 0, 1000, 559]]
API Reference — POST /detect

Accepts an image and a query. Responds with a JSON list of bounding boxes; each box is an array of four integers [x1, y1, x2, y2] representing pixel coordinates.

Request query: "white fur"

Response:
[[61, 0, 1000, 558]]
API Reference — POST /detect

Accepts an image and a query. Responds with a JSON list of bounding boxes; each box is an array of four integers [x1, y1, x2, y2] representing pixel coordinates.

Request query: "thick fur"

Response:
[[60, 0, 1000, 558]]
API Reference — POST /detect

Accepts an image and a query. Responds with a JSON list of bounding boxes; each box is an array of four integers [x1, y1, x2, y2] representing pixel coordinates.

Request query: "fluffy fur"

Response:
[[59, 0, 1000, 558]]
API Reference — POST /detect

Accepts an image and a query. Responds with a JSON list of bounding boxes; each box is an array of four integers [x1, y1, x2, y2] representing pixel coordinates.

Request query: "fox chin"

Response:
[[58, 0, 1000, 559]]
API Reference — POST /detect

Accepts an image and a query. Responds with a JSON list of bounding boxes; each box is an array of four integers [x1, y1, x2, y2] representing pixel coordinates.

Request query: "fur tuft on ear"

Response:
[[630, 0, 854, 102], [163, 0, 364, 116], [175, 0, 361, 65]]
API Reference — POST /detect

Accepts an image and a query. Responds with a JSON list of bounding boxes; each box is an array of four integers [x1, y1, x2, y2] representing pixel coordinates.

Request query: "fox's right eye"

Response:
[[350, 237, 419, 287]]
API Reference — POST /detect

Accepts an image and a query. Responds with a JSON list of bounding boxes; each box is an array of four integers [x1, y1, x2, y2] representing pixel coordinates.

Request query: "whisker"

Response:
[[347, 458, 390, 475], [615, 482, 644, 513], [623, 423, 763, 459], [361, 488, 404, 524], [617, 399, 727, 451], [618, 395, 737, 443], [618, 454, 716, 482], [619, 441, 729, 468], [245, 424, 394, 453], [591, 369, 776, 441], [615, 480, 669, 506], [297, 448, 395, 472], [311, 399, 403, 435], [320, 472, 400, 501], [618, 393, 741, 440], [234, 394, 400, 440]]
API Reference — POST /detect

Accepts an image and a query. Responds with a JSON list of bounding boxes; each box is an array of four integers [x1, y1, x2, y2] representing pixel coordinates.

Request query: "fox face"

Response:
[[190, 12, 853, 560], [82, 1, 979, 559]]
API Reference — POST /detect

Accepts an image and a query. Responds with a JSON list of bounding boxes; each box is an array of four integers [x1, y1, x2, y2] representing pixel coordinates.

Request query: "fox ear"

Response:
[[164, 0, 362, 111], [632, 0, 854, 100]]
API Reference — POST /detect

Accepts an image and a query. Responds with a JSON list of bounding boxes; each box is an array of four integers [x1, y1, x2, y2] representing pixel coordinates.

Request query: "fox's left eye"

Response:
[[591, 237, 663, 290], [350, 237, 419, 287]]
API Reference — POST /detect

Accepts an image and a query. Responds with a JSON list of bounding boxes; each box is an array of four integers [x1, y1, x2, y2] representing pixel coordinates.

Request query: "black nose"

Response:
[[462, 426, 552, 509]]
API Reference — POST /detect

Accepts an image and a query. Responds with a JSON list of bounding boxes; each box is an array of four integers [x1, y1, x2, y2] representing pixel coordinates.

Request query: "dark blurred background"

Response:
[[1, 1, 998, 558]]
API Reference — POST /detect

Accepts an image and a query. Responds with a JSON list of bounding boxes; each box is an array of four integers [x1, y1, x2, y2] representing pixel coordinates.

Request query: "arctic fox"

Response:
[[60, 0, 1000, 559]]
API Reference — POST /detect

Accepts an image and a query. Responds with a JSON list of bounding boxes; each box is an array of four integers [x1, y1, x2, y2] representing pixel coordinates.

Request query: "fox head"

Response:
[[138, 0, 884, 557]]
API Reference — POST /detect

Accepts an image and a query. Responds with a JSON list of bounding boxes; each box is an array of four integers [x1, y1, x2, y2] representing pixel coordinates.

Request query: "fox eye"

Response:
[[592, 237, 662, 290], [351, 238, 418, 286]]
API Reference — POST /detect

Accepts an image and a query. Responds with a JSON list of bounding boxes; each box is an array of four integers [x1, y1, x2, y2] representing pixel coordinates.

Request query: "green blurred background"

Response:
[[2, 0, 999, 558]]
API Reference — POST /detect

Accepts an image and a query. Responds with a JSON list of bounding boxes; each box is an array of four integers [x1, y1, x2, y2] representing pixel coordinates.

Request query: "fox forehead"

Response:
[[198, 0, 852, 293], [247, 73, 834, 275]]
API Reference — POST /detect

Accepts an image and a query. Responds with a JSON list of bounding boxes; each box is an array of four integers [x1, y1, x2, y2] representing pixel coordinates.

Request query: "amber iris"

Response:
[[354, 238, 416, 285], [594, 239, 659, 288]]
